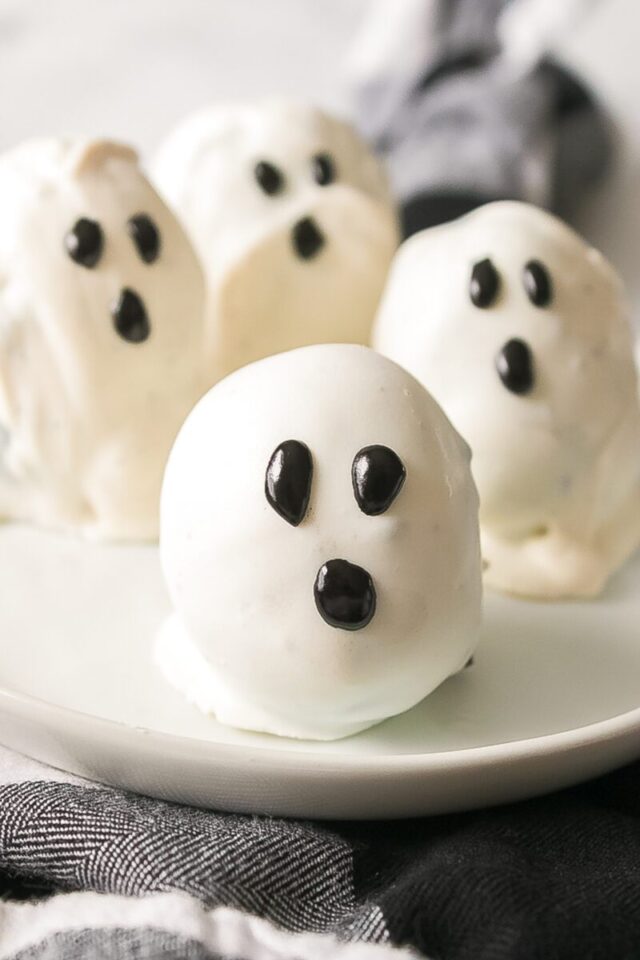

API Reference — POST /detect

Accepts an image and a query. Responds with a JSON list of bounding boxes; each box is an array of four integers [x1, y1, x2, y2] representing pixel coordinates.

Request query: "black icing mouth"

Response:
[[291, 216, 325, 261], [314, 558, 376, 631], [111, 287, 151, 344]]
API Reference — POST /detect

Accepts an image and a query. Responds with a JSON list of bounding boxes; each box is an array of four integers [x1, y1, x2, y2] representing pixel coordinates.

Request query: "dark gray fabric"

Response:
[[353, 0, 612, 235], [0, 781, 384, 940], [5, 762, 640, 958]]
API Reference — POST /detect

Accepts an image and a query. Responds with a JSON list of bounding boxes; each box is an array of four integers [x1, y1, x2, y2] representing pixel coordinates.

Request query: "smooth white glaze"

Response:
[[157, 344, 481, 740], [374, 201, 640, 599], [0, 138, 208, 540], [153, 100, 399, 378]]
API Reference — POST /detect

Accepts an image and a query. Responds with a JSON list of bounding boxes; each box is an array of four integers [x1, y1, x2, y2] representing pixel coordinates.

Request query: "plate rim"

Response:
[[1, 677, 639, 774]]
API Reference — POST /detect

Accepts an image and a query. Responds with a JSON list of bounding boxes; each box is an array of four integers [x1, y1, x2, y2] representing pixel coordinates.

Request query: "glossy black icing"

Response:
[[254, 160, 284, 196], [65, 217, 104, 268], [352, 445, 406, 516], [470, 258, 500, 308], [111, 288, 151, 344], [128, 213, 161, 264], [292, 217, 325, 260], [495, 338, 534, 395], [522, 259, 553, 307], [314, 559, 376, 630], [312, 153, 336, 186], [265, 440, 313, 526]]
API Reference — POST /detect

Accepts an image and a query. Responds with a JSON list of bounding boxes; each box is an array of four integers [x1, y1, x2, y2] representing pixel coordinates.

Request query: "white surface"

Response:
[[1, 522, 640, 818], [0, 0, 369, 149]]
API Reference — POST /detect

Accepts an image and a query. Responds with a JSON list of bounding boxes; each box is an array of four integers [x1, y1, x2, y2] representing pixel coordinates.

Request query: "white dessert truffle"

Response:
[[157, 344, 481, 740], [153, 100, 399, 378], [373, 201, 640, 599], [0, 138, 208, 540]]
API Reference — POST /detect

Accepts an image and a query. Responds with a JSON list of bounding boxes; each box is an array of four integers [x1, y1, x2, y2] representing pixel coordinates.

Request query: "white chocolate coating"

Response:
[[373, 201, 640, 599], [153, 100, 399, 378], [158, 344, 481, 740], [0, 139, 208, 540]]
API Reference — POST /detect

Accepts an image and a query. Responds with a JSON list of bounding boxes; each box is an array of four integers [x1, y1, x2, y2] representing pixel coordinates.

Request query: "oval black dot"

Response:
[[64, 218, 104, 268], [291, 216, 325, 261], [254, 160, 285, 196], [111, 288, 151, 344], [312, 153, 336, 186], [265, 440, 313, 526], [495, 338, 534, 395], [470, 258, 500, 308], [352, 445, 406, 516], [128, 213, 161, 264], [522, 259, 553, 307], [314, 559, 376, 631]]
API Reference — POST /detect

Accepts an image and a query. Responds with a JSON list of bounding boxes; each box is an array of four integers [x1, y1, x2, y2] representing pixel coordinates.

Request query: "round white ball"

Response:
[[158, 344, 481, 740]]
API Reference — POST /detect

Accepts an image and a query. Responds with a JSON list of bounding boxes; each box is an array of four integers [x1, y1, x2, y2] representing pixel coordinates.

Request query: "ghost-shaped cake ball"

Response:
[[373, 201, 640, 599], [157, 344, 481, 740], [152, 100, 399, 378], [0, 138, 208, 540]]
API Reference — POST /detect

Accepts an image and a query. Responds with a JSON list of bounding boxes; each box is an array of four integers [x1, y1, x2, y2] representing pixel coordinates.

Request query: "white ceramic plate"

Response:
[[1, 523, 640, 819]]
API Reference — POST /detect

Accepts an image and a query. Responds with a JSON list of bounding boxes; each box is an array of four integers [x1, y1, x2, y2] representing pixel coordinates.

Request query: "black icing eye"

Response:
[[254, 160, 285, 196], [495, 338, 534, 395], [111, 288, 151, 344], [128, 213, 161, 264], [352, 445, 406, 516], [64, 217, 104, 268], [312, 153, 336, 186], [522, 259, 553, 307], [265, 440, 313, 526], [470, 258, 500, 308]]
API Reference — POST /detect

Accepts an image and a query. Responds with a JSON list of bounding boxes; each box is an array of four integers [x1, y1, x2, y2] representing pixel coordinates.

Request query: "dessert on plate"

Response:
[[156, 344, 481, 740], [0, 138, 207, 540], [153, 99, 399, 378], [373, 201, 640, 599]]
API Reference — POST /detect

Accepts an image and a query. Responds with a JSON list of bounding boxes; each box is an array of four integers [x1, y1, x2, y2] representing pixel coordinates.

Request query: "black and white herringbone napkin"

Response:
[[3, 744, 640, 960], [0, 746, 404, 960]]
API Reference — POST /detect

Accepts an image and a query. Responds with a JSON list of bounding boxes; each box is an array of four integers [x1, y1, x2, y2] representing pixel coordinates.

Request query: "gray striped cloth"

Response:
[[3, 741, 640, 960], [349, 0, 612, 236]]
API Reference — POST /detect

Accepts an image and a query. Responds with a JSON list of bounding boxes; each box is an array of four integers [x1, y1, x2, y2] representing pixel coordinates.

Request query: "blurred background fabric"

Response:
[[349, 0, 613, 236]]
